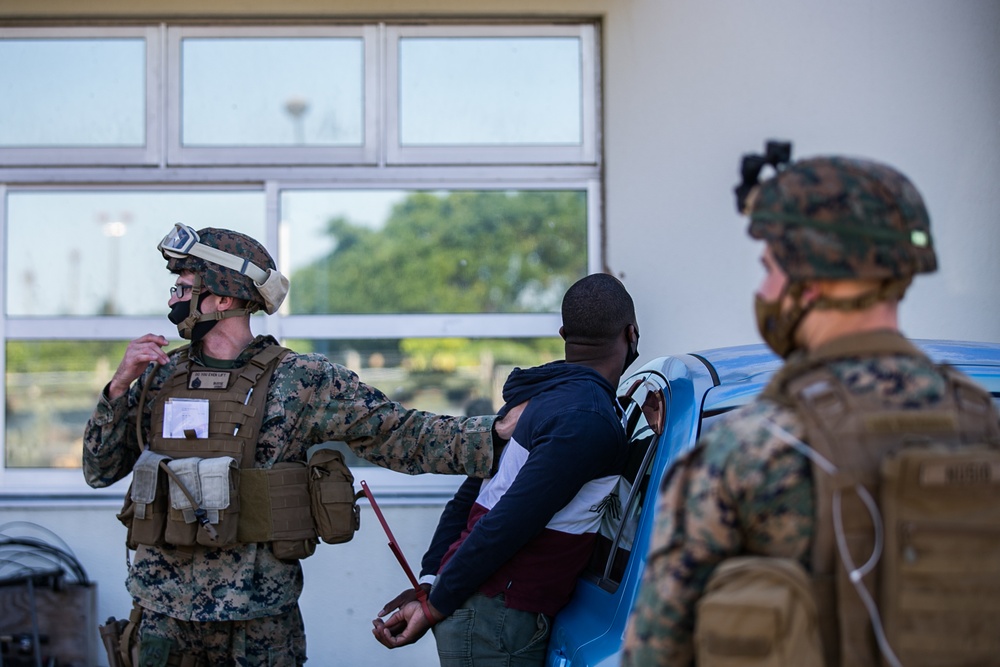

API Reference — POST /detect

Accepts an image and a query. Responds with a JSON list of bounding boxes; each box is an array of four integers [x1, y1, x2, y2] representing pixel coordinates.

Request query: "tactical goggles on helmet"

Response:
[[159, 224, 270, 285], [158, 223, 289, 315]]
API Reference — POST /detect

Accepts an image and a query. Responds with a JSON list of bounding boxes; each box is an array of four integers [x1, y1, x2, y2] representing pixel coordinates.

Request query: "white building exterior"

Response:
[[1, 1, 998, 665]]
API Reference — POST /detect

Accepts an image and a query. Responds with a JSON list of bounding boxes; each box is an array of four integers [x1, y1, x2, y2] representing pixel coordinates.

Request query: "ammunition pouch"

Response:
[[163, 456, 240, 547], [117, 451, 169, 550], [120, 448, 361, 559], [308, 448, 362, 545]]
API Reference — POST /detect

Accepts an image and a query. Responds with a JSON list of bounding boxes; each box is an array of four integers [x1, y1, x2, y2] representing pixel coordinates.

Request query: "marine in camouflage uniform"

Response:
[[83, 225, 503, 667], [621, 147, 998, 666]]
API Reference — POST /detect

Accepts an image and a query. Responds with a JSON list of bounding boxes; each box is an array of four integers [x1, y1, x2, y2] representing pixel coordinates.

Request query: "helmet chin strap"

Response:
[[809, 277, 912, 312], [174, 275, 253, 341], [760, 277, 911, 358]]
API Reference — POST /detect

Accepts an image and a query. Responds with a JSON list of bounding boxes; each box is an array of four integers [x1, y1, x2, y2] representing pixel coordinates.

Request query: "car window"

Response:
[[582, 376, 665, 592]]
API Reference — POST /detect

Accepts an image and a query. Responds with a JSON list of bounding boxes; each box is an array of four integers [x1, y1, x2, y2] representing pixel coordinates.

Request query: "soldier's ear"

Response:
[[215, 294, 237, 312], [799, 281, 828, 306]]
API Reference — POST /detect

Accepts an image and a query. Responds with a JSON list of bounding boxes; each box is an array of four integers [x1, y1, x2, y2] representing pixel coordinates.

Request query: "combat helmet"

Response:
[[159, 224, 288, 315], [736, 142, 938, 282], [158, 224, 289, 341], [734, 142, 937, 357]]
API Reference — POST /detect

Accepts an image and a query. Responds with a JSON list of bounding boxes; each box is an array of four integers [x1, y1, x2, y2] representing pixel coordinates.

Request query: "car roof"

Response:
[[689, 339, 1000, 414]]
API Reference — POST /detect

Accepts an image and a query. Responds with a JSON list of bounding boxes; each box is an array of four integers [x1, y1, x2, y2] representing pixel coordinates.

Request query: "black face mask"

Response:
[[622, 327, 640, 376], [167, 300, 189, 326], [168, 299, 218, 343]]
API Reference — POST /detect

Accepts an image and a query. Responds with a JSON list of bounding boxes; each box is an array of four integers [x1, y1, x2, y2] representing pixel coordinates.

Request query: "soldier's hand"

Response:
[[494, 400, 528, 441], [371, 598, 443, 649], [108, 334, 171, 400], [377, 584, 430, 618]]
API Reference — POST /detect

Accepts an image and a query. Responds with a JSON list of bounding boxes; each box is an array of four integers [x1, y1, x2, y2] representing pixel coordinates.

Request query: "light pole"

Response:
[[98, 211, 131, 315], [285, 96, 309, 145]]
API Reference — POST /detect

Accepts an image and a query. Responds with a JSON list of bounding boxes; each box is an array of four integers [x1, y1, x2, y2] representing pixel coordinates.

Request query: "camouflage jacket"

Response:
[[621, 333, 978, 666], [82, 335, 496, 621]]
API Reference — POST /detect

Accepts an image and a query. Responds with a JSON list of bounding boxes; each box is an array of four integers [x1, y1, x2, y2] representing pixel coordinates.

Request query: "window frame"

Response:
[[384, 23, 598, 166], [0, 26, 162, 167], [165, 25, 380, 166], [0, 177, 600, 496], [0, 19, 604, 498]]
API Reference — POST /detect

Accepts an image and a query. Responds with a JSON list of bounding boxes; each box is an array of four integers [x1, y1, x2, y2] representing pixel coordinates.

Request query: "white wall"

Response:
[[2, 1, 999, 666], [604, 0, 1000, 359]]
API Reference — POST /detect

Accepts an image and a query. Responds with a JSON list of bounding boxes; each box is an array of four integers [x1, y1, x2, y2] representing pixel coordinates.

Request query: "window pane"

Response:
[[0, 38, 145, 147], [181, 37, 363, 146], [399, 37, 582, 146], [6, 340, 128, 468], [6, 190, 264, 317], [286, 336, 561, 467], [282, 189, 587, 314]]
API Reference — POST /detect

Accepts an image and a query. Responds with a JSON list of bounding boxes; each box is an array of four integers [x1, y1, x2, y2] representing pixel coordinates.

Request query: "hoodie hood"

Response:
[[499, 360, 615, 416]]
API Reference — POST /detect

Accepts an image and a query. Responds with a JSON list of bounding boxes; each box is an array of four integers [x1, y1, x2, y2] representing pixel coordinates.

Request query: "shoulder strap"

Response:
[[939, 364, 1000, 444], [762, 331, 927, 406], [228, 343, 289, 398], [228, 345, 290, 457]]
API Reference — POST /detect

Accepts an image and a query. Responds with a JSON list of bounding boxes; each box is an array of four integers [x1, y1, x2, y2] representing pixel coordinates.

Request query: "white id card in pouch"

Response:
[[163, 398, 209, 439]]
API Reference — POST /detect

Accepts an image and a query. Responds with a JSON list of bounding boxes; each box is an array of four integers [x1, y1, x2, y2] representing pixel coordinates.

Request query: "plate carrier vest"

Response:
[[118, 343, 361, 560], [761, 332, 1000, 666]]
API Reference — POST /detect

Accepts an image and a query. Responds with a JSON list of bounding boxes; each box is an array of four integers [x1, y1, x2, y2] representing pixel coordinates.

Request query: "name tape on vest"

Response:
[[189, 371, 231, 390]]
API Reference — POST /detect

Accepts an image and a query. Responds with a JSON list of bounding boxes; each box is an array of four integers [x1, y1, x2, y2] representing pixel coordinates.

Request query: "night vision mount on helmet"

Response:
[[735, 141, 938, 282]]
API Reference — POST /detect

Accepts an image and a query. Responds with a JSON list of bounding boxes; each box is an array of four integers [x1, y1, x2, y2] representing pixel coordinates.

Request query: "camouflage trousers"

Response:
[[137, 606, 306, 667]]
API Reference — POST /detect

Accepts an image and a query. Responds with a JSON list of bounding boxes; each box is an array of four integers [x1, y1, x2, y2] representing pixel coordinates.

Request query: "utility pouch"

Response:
[[272, 536, 317, 561], [239, 463, 318, 560], [694, 556, 823, 667], [880, 445, 1000, 666], [308, 448, 362, 544], [118, 450, 172, 548], [164, 458, 202, 546], [194, 457, 240, 547]]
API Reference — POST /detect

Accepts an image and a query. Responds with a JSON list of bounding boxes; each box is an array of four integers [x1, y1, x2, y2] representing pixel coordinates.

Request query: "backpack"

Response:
[[770, 332, 1000, 667]]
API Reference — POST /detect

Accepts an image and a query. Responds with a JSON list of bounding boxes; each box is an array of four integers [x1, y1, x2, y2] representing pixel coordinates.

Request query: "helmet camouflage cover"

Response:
[[748, 156, 938, 281], [163, 228, 276, 310]]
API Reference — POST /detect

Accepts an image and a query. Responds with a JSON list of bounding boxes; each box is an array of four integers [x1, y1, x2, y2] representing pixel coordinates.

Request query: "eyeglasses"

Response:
[[170, 284, 193, 299]]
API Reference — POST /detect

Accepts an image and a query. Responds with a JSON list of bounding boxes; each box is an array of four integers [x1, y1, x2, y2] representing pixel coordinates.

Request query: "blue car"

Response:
[[545, 340, 1000, 667]]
